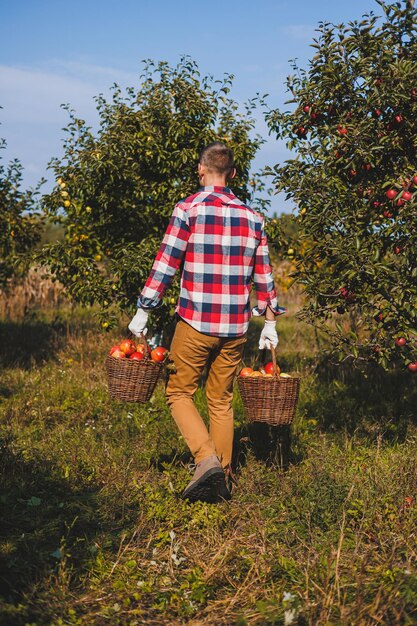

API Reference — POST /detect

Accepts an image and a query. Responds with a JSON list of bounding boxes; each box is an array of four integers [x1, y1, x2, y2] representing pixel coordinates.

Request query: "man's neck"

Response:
[[200, 175, 228, 188]]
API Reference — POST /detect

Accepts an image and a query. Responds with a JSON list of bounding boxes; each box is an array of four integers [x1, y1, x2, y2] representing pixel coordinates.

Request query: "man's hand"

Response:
[[128, 308, 149, 337], [259, 320, 279, 350]]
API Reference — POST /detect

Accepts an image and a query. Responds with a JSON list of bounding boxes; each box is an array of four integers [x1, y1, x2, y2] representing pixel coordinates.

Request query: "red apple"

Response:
[[383, 210, 393, 218], [337, 126, 348, 136], [340, 287, 355, 303], [295, 126, 308, 139], [394, 114, 403, 125], [395, 337, 406, 347], [240, 367, 253, 377], [396, 199, 405, 207], [402, 190, 412, 201], [362, 163, 372, 171], [134, 343, 151, 357], [151, 346, 168, 362], [130, 351, 145, 360], [372, 108, 382, 118], [119, 339, 136, 356], [412, 176, 417, 186], [109, 345, 120, 355], [264, 361, 278, 375], [303, 104, 311, 113], [386, 189, 397, 200], [408, 362, 417, 373], [110, 349, 126, 359]]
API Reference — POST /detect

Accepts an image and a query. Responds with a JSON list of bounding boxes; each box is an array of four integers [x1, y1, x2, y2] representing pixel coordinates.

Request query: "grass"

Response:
[[1, 301, 417, 625]]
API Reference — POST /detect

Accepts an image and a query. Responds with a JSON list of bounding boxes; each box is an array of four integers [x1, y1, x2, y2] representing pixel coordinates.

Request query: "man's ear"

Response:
[[228, 167, 237, 181]]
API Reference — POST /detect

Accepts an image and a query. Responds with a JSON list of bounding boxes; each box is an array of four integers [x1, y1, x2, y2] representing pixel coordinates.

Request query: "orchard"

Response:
[[2, 5, 417, 624], [265, 0, 417, 370]]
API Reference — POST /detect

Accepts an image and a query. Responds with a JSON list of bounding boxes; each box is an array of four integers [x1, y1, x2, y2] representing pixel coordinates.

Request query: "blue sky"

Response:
[[1, 0, 380, 213]]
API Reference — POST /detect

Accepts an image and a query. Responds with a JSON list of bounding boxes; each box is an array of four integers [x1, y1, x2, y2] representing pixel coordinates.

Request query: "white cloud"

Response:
[[42, 59, 138, 86], [0, 60, 141, 189], [0, 61, 138, 125]]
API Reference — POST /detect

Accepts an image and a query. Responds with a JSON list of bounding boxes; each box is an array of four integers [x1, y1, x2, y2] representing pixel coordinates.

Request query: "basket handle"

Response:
[[269, 344, 279, 378], [130, 331, 151, 358]]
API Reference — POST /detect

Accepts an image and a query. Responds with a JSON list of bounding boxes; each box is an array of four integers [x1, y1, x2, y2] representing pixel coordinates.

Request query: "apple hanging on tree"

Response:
[[264, 0, 417, 370]]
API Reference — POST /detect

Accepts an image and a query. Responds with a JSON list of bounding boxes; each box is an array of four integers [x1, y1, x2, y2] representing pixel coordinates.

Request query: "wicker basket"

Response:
[[106, 337, 164, 403], [237, 348, 301, 426]]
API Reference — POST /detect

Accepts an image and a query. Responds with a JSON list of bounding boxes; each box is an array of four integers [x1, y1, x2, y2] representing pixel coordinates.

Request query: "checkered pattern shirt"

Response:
[[138, 186, 283, 337]]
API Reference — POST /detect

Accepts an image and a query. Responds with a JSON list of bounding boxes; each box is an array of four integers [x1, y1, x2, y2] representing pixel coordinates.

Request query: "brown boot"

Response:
[[182, 455, 231, 503]]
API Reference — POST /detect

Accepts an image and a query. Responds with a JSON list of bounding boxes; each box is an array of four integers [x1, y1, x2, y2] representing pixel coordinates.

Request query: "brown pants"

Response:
[[166, 319, 246, 467]]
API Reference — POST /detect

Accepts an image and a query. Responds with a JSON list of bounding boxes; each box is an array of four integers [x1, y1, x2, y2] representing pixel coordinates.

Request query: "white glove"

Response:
[[128, 308, 149, 337], [259, 320, 279, 350]]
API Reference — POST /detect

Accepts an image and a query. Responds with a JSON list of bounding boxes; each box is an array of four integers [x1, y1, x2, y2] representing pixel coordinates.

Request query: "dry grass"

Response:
[[0, 266, 67, 321], [1, 274, 417, 625]]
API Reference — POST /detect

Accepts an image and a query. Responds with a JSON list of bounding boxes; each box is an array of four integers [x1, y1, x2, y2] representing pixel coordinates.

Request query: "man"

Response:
[[129, 142, 283, 503]]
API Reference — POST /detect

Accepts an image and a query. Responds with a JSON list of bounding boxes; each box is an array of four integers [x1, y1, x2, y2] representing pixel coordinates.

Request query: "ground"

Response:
[[0, 299, 416, 625]]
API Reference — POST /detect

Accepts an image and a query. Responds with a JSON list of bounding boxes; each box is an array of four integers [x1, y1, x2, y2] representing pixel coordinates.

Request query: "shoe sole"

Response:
[[182, 467, 231, 503]]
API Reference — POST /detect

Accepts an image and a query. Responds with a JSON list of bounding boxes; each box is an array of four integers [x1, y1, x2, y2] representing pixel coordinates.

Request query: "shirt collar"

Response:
[[200, 185, 231, 193]]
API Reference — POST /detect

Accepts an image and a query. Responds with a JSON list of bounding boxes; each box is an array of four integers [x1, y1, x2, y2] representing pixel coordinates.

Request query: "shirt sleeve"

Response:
[[252, 219, 286, 316], [137, 203, 190, 309]]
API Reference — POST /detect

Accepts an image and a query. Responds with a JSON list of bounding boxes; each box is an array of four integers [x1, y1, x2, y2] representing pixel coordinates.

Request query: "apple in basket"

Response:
[[134, 343, 151, 357], [129, 343, 151, 360], [119, 339, 137, 357], [151, 346, 168, 362], [239, 367, 253, 377], [110, 348, 126, 359], [264, 361, 280, 375]]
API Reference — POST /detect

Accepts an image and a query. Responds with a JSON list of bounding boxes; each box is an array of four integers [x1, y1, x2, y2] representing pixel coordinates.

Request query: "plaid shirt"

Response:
[[138, 186, 283, 337]]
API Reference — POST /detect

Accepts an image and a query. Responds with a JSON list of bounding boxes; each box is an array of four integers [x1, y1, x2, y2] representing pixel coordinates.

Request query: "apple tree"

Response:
[[0, 134, 43, 288], [40, 57, 266, 333], [264, 0, 417, 371]]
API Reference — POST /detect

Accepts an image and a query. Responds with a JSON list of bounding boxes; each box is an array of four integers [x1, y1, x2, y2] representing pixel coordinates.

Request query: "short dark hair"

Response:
[[199, 142, 235, 176]]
